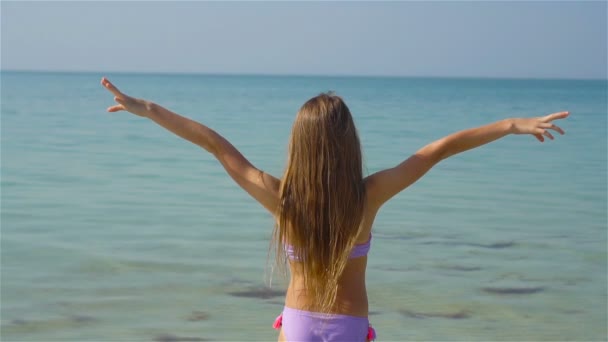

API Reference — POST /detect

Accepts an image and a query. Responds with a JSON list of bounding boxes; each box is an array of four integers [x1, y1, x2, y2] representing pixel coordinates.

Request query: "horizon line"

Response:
[[1, 68, 606, 82]]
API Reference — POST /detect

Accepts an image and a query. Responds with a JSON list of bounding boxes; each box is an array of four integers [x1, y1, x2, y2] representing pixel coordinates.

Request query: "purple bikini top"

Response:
[[285, 234, 372, 261]]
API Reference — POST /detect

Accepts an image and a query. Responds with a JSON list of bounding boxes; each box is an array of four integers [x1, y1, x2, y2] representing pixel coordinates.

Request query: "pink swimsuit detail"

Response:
[[274, 234, 376, 341], [284, 234, 372, 261]]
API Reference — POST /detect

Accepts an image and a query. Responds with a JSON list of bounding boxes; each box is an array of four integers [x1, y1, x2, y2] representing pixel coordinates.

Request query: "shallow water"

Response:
[[2, 71, 606, 340]]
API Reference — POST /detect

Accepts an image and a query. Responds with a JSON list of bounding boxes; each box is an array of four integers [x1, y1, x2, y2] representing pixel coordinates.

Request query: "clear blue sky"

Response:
[[2, 1, 606, 79]]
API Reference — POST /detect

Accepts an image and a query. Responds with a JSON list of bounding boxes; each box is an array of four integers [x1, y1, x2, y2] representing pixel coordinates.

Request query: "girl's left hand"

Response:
[[101, 77, 152, 118], [511, 111, 569, 142]]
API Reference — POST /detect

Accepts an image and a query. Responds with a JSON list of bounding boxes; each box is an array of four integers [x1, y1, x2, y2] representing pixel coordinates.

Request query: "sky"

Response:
[[1, 1, 606, 79]]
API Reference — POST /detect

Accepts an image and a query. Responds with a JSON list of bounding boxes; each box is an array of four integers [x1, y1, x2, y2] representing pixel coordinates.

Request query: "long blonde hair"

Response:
[[272, 92, 366, 313]]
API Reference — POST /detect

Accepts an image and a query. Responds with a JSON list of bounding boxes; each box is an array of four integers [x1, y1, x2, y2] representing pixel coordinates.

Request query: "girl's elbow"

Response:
[[428, 139, 450, 162]]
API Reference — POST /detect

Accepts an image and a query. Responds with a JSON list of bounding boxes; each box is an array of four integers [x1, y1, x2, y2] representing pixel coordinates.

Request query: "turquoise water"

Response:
[[1, 71, 606, 341]]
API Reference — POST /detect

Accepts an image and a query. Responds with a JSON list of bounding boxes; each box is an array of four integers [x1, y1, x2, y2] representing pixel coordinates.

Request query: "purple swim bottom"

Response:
[[273, 306, 376, 342]]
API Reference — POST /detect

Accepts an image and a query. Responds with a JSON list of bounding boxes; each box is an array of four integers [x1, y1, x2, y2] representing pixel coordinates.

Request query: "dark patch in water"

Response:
[[400, 309, 470, 319], [154, 334, 209, 342], [70, 315, 97, 323], [11, 319, 28, 325], [437, 265, 482, 272], [228, 287, 285, 299], [223, 277, 253, 286], [186, 311, 209, 322], [420, 241, 442, 245], [561, 309, 584, 315], [368, 311, 381, 316], [471, 241, 515, 249], [482, 286, 545, 295]]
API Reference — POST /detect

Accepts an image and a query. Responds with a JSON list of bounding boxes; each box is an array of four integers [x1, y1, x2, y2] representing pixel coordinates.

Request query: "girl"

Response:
[[101, 77, 568, 342]]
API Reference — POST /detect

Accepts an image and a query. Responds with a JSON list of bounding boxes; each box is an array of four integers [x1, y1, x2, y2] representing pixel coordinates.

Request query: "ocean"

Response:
[[1, 71, 606, 341]]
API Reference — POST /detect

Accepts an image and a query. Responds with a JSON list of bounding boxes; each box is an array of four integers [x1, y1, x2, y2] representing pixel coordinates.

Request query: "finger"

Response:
[[107, 104, 125, 112], [543, 130, 555, 140], [539, 122, 565, 135], [543, 111, 569, 122], [101, 77, 124, 97], [114, 96, 126, 104], [534, 128, 548, 141], [553, 125, 565, 135]]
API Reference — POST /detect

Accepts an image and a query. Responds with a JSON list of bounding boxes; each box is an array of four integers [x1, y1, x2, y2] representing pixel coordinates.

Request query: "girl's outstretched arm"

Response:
[[101, 77, 280, 214], [365, 112, 569, 211]]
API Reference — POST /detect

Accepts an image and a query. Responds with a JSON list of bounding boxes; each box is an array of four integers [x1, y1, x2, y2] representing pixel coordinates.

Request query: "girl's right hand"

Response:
[[511, 111, 569, 142], [101, 77, 153, 118]]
